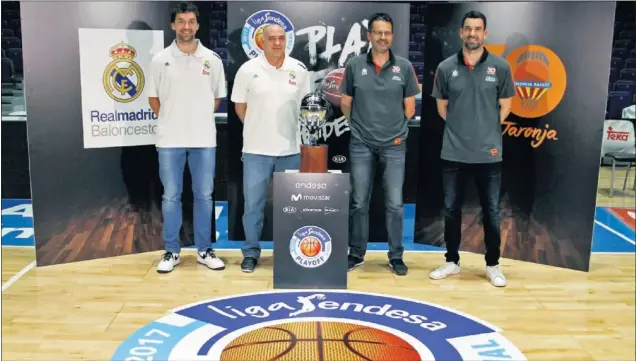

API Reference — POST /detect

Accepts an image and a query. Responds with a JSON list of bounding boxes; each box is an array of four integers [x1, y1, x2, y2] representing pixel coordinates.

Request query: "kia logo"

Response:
[[332, 155, 346, 163], [283, 206, 297, 213]]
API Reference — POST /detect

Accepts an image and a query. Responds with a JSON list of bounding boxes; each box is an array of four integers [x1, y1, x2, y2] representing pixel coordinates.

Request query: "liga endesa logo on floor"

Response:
[[112, 291, 526, 361], [78, 28, 164, 149]]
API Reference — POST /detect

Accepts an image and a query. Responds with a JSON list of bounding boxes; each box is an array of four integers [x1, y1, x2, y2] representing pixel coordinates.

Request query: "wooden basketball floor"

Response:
[[2, 167, 635, 360], [1, 247, 634, 361]]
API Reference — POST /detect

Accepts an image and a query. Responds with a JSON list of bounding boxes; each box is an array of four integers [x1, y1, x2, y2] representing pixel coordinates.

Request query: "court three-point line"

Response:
[[2, 260, 36, 292]]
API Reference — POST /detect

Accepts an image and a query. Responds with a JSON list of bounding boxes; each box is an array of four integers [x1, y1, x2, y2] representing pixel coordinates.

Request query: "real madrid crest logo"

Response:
[[289, 225, 332, 268], [102, 41, 145, 103]]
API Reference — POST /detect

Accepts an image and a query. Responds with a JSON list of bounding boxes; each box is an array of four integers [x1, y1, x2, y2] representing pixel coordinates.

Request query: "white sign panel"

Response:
[[79, 28, 164, 148]]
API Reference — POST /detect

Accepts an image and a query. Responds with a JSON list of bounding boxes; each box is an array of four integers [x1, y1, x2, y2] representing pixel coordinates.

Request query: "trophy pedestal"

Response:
[[300, 144, 328, 173], [273, 171, 350, 289]]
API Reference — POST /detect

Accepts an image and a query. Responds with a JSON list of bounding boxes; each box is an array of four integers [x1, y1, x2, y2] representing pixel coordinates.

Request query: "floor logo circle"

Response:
[[241, 10, 295, 59], [112, 290, 526, 361], [289, 225, 332, 268]]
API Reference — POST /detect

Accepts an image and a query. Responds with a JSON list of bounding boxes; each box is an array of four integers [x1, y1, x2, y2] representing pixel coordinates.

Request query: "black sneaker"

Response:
[[241, 257, 257, 273], [347, 255, 364, 271], [389, 259, 408, 276]]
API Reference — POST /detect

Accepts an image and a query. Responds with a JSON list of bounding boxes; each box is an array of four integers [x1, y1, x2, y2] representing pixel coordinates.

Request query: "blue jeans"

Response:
[[349, 137, 406, 260], [442, 160, 502, 266], [242, 152, 300, 260], [157, 147, 216, 254]]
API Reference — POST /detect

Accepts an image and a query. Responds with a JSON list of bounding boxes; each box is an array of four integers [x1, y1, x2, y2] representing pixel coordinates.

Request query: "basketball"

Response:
[[299, 236, 322, 257], [254, 26, 265, 50], [321, 68, 346, 107], [219, 321, 422, 361]]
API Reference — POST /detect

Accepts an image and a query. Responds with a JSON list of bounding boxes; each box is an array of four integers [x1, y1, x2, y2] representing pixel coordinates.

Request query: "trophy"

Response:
[[299, 91, 331, 173]]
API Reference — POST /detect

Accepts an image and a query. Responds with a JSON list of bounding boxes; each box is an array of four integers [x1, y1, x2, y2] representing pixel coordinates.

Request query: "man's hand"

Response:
[[340, 94, 352, 120], [235, 103, 247, 123], [436, 98, 448, 121], [499, 97, 512, 123], [404, 95, 416, 120], [149, 97, 160, 116]]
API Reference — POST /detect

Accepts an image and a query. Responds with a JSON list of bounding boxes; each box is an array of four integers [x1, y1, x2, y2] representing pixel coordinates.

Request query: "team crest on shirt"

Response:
[[392, 66, 400, 73], [202, 59, 211, 76], [289, 70, 296, 85], [487, 67, 496, 75]]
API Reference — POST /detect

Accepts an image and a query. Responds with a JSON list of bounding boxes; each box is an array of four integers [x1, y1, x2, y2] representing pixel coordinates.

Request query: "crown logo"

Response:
[[109, 41, 137, 59]]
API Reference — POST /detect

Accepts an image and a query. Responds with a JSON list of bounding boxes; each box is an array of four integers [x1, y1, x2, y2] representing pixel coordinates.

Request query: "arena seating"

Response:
[[607, 2, 636, 119], [1, 1, 22, 84]]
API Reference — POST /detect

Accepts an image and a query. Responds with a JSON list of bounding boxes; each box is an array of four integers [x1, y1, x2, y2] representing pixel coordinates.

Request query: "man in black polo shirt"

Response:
[[429, 10, 516, 287], [340, 13, 421, 276]]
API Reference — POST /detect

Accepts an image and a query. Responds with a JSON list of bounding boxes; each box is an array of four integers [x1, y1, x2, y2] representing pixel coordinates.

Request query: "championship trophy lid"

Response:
[[300, 90, 331, 109], [298, 90, 331, 173]]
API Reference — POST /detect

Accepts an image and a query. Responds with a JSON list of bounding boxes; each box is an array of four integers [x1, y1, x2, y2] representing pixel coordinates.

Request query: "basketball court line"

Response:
[[595, 220, 636, 245], [1, 260, 35, 292]]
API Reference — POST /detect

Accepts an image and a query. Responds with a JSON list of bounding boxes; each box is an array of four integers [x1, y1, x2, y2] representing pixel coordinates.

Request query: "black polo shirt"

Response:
[[432, 49, 516, 163], [340, 50, 421, 147]]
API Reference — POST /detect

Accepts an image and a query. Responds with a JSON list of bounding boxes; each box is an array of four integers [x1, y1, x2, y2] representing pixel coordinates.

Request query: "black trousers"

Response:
[[442, 160, 502, 266]]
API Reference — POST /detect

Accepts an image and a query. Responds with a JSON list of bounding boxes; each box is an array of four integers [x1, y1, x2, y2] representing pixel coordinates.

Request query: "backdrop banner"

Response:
[[226, 2, 410, 244], [414, 2, 616, 271], [21, 1, 217, 266], [78, 28, 164, 148]]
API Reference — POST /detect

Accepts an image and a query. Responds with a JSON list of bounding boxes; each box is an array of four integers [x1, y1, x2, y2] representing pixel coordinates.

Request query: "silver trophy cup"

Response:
[[299, 91, 331, 147]]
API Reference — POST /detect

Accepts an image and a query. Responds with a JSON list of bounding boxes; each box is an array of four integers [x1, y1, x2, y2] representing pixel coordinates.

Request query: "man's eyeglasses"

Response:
[[371, 30, 393, 37]]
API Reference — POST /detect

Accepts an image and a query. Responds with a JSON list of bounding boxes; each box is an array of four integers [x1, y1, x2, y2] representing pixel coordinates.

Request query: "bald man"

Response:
[[231, 24, 312, 272]]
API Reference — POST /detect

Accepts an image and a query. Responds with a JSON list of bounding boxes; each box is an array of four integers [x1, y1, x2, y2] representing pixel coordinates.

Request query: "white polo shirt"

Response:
[[231, 54, 311, 156], [147, 40, 226, 148]]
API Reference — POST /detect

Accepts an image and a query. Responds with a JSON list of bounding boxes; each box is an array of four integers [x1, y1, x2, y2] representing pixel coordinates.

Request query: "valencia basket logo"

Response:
[[112, 290, 526, 360], [505, 45, 566, 119]]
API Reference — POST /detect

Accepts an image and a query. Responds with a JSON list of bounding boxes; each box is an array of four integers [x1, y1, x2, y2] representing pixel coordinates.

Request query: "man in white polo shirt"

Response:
[[231, 24, 311, 273], [147, 1, 226, 273]]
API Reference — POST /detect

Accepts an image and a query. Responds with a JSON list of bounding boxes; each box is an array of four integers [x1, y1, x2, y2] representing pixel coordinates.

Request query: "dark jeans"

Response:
[[442, 160, 502, 266], [349, 137, 406, 260]]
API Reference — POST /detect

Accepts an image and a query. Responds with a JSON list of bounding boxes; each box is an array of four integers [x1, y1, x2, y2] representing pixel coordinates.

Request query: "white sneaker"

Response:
[[486, 265, 507, 287], [429, 262, 460, 280], [157, 252, 180, 273], [197, 248, 225, 270]]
